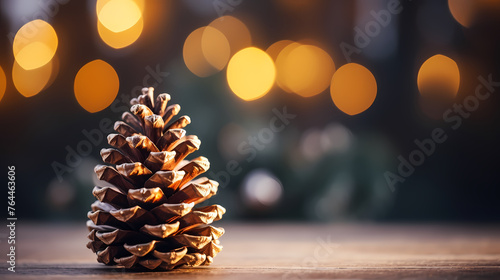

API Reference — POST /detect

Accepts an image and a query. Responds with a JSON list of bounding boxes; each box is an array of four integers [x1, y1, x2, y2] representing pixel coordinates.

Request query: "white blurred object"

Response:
[[2, 0, 61, 32], [321, 123, 352, 154], [300, 123, 352, 162], [46, 178, 76, 209], [242, 169, 283, 208], [77, 158, 99, 185], [299, 128, 323, 162]]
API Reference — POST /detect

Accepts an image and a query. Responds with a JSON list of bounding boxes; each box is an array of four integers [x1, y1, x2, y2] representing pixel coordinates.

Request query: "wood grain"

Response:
[[1, 223, 500, 279]]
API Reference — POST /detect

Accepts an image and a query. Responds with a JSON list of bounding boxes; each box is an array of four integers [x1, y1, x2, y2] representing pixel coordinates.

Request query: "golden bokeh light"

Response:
[[183, 26, 230, 77], [209, 16, 252, 56], [74, 60, 119, 113], [266, 40, 294, 61], [448, 0, 500, 27], [183, 27, 211, 77], [277, 44, 335, 97], [417, 54, 460, 98], [202, 26, 231, 71], [97, 0, 145, 14], [12, 59, 53, 98], [275, 42, 301, 93], [44, 55, 60, 92], [330, 63, 377, 116], [448, 0, 477, 27], [13, 20, 58, 70], [0, 66, 6, 102], [97, 16, 144, 49], [97, 0, 142, 33], [227, 47, 275, 101]]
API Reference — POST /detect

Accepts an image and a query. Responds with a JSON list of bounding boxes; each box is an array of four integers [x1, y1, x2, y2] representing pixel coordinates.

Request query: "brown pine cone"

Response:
[[86, 87, 225, 270]]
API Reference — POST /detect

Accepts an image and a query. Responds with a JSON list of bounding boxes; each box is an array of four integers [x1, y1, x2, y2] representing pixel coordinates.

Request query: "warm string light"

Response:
[[97, 16, 144, 49], [208, 16, 252, 57], [330, 63, 377, 116], [417, 54, 460, 98], [448, 0, 500, 28], [265, 40, 295, 93], [97, 0, 141, 32], [266, 39, 377, 115], [183, 16, 252, 78], [275, 42, 305, 93], [13, 59, 54, 98], [183, 26, 230, 77], [11, 19, 58, 98], [266, 40, 295, 62], [0, 66, 6, 102], [96, 0, 144, 49], [222, 34, 376, 114], [13, 19, 58, 70], [227, 47, 276, 101], [4, 9, 378, 114], [2, 2, 463, 120], [74, 59, 119, 113], [275, 43, 336, 97], [5, 1, 145, 111]]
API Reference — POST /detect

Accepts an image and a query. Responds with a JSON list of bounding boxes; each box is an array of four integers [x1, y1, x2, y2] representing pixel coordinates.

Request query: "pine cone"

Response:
[[86, 87, 225, 270]]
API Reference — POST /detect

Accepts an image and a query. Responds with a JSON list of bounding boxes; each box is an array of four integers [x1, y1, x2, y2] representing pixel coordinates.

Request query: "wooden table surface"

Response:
[[1, 223, 500, 279]]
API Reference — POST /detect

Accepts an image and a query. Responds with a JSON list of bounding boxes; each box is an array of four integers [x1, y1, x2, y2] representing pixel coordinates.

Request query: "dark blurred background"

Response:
[[0, 0, 499, 222]]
